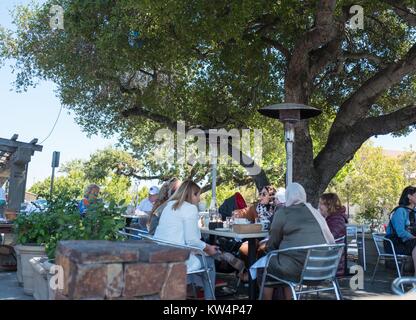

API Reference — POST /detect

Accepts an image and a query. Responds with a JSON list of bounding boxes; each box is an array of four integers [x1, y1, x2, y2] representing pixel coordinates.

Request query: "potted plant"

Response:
[[13, 196, 79, 295], [14, 211, 52, 295], [31, 199, 126, 300]]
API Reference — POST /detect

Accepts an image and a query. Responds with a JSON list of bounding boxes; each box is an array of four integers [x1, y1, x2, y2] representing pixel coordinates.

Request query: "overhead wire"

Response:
[[39, 105, 63, 144]]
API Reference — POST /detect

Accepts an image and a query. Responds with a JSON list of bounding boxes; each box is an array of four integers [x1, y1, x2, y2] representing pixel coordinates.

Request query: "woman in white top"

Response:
[[154, 180, 218, 299]]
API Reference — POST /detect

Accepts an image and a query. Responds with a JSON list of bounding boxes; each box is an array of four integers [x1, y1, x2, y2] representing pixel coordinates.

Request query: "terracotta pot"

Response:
[[4, 210, 17, 221]]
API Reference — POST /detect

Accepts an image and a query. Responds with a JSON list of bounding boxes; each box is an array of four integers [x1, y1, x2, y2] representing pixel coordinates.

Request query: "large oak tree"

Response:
[[2, 0, 416, 204]]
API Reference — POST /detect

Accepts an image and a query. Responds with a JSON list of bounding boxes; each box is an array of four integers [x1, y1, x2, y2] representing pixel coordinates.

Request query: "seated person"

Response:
[[237, 187, 286, 281], [233, 185, 277, 274], [78, 184, 100, 217], [261, 183, 334, 300], [0, 183, 6, 218], [154, 180, 219, 299], [233, 185, 277, 223], [137, 186, 159, 214], [385, 186, 416, 274], [148, 178, 181, 235], [319, 193, 348, 276], [134, 186, 159, 230], [218, 192, 247, 220]]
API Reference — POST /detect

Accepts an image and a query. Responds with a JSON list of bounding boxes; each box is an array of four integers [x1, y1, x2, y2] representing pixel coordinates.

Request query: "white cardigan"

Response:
[[154, 200, 206, 271]]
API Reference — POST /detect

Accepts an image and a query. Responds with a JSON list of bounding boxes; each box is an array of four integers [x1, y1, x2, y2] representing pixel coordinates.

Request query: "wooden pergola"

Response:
[[0, 134, 43, 212]]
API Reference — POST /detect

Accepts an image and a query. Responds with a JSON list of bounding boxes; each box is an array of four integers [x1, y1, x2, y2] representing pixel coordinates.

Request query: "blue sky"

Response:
[[0, 0, 118, 188], [0, 0, 415, 190]]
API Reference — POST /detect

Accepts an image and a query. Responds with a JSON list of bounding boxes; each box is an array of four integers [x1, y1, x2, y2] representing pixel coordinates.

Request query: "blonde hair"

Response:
[[169, 180, 200, 210], [149, 178, 181, 217]]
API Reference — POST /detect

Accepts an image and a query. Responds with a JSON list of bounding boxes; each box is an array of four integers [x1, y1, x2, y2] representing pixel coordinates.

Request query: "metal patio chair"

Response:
[[346, 225, 367, 271], [119, 227, 216, 299], [371, 233, 412, 291], [391, 276, 416, 296], [258, 243, 345, 300]]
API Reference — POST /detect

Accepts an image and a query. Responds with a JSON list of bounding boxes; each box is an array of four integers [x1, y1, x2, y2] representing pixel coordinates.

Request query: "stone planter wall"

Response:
[[14, 244, 46, 295], [54, 240, 190, 300], [44, 260, 57, 300], [30, 256, 49, 300], [14, 246, 23, 286]]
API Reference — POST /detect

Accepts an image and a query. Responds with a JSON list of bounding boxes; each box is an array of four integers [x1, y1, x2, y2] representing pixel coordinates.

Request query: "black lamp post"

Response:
[[258, 103, 322, 186]]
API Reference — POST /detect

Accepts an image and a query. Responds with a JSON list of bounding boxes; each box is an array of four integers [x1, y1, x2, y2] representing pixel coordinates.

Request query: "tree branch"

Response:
[[260, 36, 290, 60], [201, 175, 252, 194], [315, 104, 416, 186], [309, 36, 343, 79], [385, 0, 416, 26], [285, 0, 338, 101], [121, 105, 178, 131], [355, 104, 416, 136], [300, 0, 338, 53], [330, 42, 416, 132], [342, 51, 385, 65]]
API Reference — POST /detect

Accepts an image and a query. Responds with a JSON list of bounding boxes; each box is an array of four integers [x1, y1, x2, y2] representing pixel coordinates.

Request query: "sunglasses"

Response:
[[260, 192, 269, 196]]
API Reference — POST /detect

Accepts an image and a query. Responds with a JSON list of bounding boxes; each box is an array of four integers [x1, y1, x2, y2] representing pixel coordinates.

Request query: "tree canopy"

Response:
[[29, 148, 134, 203], [2, 0, 416, 204]]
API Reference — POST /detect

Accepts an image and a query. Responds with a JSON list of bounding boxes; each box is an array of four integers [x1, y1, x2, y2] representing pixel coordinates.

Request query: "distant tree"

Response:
[[328, 143, 406, 225], [29, 168, 85, 200], [398, 147, 416, 186], [29, 148, 134, 203]]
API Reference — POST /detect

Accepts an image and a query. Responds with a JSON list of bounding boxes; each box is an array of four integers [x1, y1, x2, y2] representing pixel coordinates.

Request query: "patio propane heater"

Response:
[[258, 103, 321, 186], [208, 133, 218, 213], [193, 130, 239, 214]]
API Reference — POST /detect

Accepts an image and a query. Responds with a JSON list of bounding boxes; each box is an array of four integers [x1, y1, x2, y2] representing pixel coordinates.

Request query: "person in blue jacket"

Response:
[[385, 186, 416, 273], [78, 184, 101, 217]]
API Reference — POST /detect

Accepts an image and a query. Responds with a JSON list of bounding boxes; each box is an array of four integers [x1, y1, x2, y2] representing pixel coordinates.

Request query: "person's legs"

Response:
[[284, 286, 293, 300], [262, 287, 274, 300], [403, 239, 416, 276]]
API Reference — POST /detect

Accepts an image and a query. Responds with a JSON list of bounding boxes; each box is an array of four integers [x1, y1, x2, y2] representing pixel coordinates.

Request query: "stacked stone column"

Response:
[[54, 240, 189, 300]]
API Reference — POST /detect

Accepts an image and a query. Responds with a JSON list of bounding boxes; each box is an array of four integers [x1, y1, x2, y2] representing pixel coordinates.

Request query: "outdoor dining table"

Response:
[[346, 223, 367, 271], [200, 227, 269, 300], [121, 214, 149, 232]]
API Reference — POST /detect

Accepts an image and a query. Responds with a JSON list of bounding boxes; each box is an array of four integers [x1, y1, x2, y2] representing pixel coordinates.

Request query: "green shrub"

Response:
[[15, 197, 127, 259]]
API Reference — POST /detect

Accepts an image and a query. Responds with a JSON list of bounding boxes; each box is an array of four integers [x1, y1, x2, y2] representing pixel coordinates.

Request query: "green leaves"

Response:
[[328, 142, 407, 226]]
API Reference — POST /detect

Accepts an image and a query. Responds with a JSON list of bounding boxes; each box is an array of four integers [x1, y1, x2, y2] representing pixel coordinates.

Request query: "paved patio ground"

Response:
[[0, 271, 33, 300], [0, 260, 411, 300]]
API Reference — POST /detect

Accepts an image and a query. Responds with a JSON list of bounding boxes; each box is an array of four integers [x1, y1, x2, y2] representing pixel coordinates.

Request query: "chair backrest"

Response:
[[119, 228, 208, 267], [299, 244, 344, 283], [334, 235, 346, 244], [346, 225, 358, 240], [372, 232, 389, 256]]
